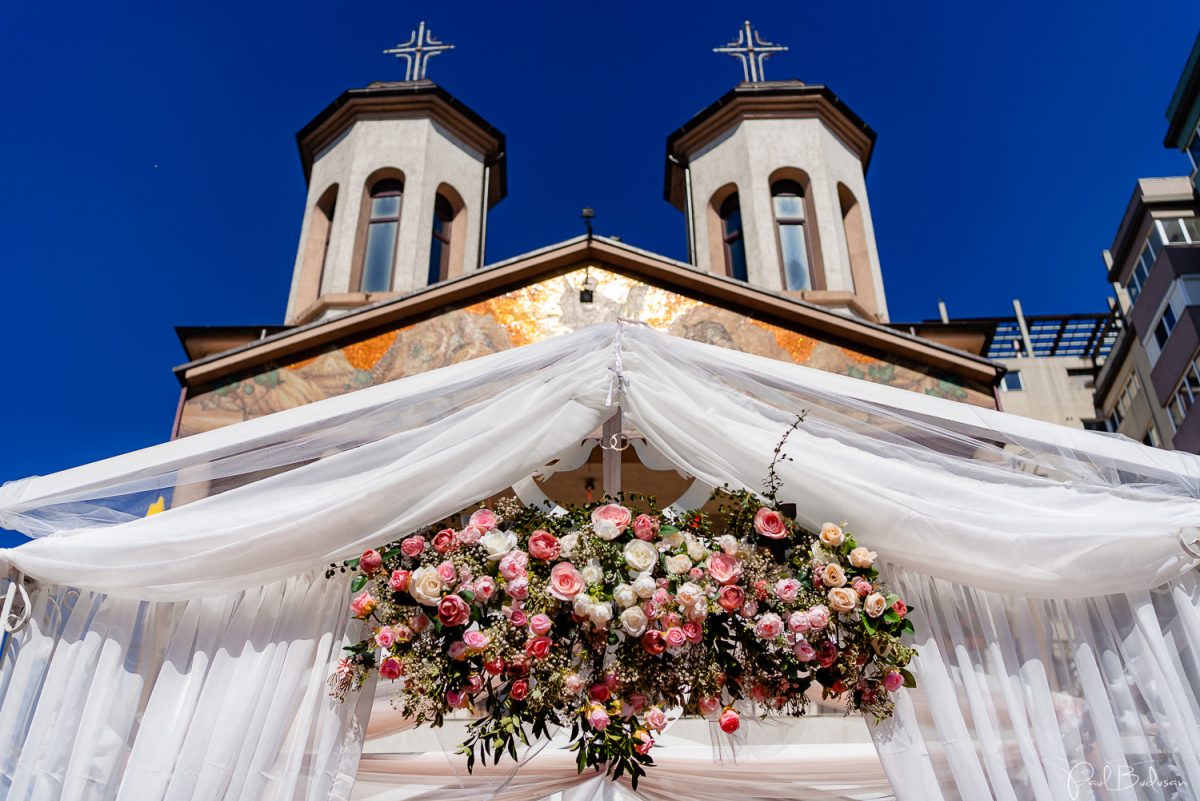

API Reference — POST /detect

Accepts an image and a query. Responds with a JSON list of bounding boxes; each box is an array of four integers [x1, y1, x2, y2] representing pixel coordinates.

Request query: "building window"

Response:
[[772, 180, 811, 290], [361, 178, 403, 293], [1000, 370, 1023, 392], [1127, 217, 1200, 304], [1153, 304, 1177, 349], [719, 193, 747, 282], [428, 194, 454, 285], [1143, 425, 1161, 448], [1167, 357, 1200, 432], [1187, 126, 1200, 172]]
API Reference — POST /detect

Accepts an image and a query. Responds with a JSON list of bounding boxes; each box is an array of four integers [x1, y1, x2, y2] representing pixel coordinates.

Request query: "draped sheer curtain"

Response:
[[2, 321, 1199, 800]]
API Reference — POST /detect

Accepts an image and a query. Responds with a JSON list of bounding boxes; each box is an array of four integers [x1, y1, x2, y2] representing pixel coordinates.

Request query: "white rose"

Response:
[[624, 539, 659, 574], [560, 532, 579, 558], [613, 583, 637, 608], [665, 554, 692, 575], [660, 529, 684, 549], [849, 547, 877, 568], [632, 573, 656, 598], [619, 605, 648, 637], [685, 535, 708, 562], [685, 601, 708, 621], [582, 560, 604, 585], [676, 582, 703, 607], [718, 534, 739, 555], [593, 519, 621, 541], [480, 529, 517, 560], [408, 566, 444, 606], [573, 595, 594, 617], [587, 602, 613, 627]]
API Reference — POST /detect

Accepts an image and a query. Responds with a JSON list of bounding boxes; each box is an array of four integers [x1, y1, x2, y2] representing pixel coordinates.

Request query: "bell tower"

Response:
[[664, 22, 888, 322], [285, 23, 506, 325]]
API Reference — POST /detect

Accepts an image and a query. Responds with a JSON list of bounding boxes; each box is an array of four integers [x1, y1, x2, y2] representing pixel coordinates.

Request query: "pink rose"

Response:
[[379, 657, 402, 680], [739, 600, 758, 618], [436, 561, 457, 584], [464, 674, 484, 694], [788, 610, 811, 633], [682, 621, 703, 644], [851, 577, 872, 598], [641, 630, 665, 655], [525, 636, 552, 660], [892, 599, 908, 619], [350, 591, 377, 620], [699, 696, 720, 716], [374, 626, 396, 649], [591, 503, 632, 533], [446, 689, 467, 708], [462, 630, 490, 652], [509, 609, 528, 627], [753, 508, 788, 539], [548, 562, 586, 601], [652, 588, 670, 606], [506, 577, 529, 600], [360, 549, 383, 574], [529, 613, 552, 635], [499, 551, 528, 580], [688, 567, 705, 581], [401, 536, 426, 558], [775, 578, 801, 603], [457, 525, 484, 545], [509, 679, 529, 701], [437, 594, 471, 627], [719, 708, 740, 734], [392, 623, 413, 642], [564, 673, 585, 694], [528, 530, 560, 561], [473, 576, 496, 601], [645, 706, 668, 731], [587, 704, 611, 731], [632, 513, 659, 541], [626, 693, 647, 714], [664, 627, 687, 649], [717, 585, 745, 612], [883, 670, 905, 692], [389, 569, 411, 592], [794, 640, 816, 662], [448, 641, 468, 660], [469, 509, 499, 530], [707, 553, 742, 585], [633, 728, 654, 755], [754, 612, 784, 639], [412, 613, 430, 633], [432, 529, 456, 553], [807, 605, 830, 630]]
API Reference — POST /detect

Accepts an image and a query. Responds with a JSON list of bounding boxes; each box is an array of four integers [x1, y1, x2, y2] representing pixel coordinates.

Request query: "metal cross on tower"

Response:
[[713, 21, 788, 83], [384, 21, 455, 82]]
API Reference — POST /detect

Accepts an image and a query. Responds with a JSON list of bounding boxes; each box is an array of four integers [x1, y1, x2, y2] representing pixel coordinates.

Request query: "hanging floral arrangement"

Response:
[[328, 427, 916, 787]]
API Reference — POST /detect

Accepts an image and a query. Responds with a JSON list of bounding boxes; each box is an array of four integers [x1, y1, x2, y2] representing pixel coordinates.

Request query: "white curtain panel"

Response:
[[1, 322, 1200, 800]]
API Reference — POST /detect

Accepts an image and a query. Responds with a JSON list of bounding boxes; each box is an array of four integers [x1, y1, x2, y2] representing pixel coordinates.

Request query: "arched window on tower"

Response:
[[719, 193, 748, 281], [772, 179, 812, 291], [428, 194, 454, 285], [296, 184, 338, 309], [360, 178, 403, 293]]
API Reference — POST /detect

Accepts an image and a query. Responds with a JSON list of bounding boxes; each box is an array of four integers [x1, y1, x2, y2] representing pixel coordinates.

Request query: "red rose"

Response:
[[892, 599, 908, 619], [484, 657, 506, 675], [527, 530, 561, 561], [717, 585, 745, 612], [525, 635, 552, 660], [360, 549, 383, 574], [641, 630, 666, 656], [437, 594, 470, 627], [432, 529, 456, 553], [753, 508, 788, 539], [719, 708, 740, 733], [509, 679, 529, 701], [379, 657, 403, 680], [588, 683, 611, 703]]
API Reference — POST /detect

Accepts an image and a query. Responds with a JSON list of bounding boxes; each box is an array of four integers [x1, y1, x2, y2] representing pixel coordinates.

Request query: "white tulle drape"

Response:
[[1, 321, 1199, 800]]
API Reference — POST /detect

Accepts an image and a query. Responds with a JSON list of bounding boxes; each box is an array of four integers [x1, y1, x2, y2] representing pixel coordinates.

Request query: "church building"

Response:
[[171, 21, 1005, 503]]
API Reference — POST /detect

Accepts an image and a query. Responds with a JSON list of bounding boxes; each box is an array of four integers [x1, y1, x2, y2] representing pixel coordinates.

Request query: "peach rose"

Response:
[[827, 587, 858, 613], [645, 706, 668, 731], [548, 562, 586, 600], [819, 522, 845, 548], [864, 592, 887, 618], [350, 590, 377, 619], [707, 553, 742, 585], [848, 546, 876, 568], [754, 508, 788, 539], [633, 728, 654, 754], [821, 563, 847, 588]]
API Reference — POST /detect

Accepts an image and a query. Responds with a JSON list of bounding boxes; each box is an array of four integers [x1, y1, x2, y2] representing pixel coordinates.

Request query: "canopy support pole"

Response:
[[602, 408, 623, 498]]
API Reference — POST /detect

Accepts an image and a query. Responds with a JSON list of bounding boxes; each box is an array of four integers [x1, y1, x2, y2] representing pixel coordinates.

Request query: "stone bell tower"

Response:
[[664, 22, 889, 322], [284, 23, 507, 325]]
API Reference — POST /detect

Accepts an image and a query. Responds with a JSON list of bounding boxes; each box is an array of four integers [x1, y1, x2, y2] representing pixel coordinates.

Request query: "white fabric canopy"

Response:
[[2, 321, 1199, 800]]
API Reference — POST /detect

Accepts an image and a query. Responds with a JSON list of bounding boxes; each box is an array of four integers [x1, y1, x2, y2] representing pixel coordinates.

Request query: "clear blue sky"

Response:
[[0, 1, 1197, 546]]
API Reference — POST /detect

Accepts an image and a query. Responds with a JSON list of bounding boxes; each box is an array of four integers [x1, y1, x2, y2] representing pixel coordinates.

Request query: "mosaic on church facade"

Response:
[[177, 266, 993, 436]]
